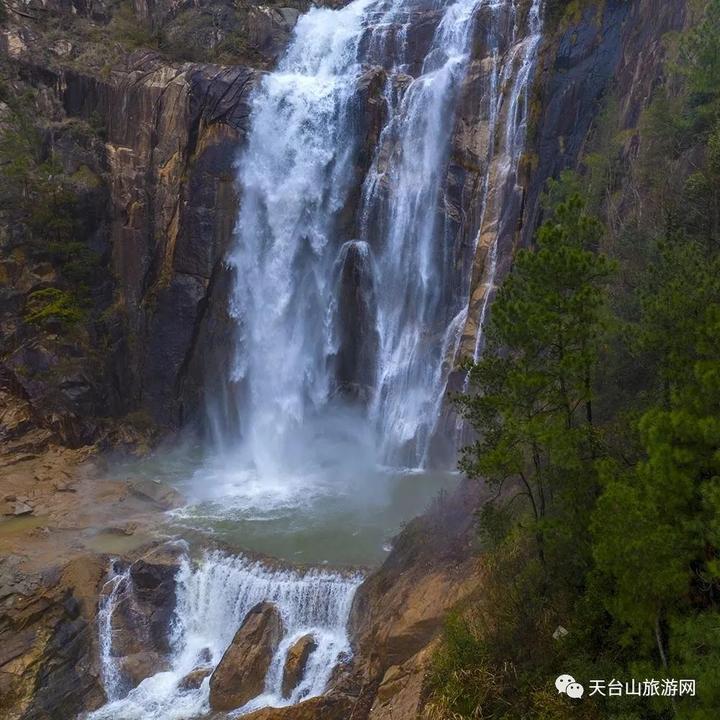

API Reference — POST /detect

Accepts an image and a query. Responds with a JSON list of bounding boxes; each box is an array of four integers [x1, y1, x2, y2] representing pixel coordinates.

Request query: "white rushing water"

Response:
[[89, 552, 361, 719], [96, 564, 131, 703], [208, 0, 544, 481], [470, 0, 543, 363]]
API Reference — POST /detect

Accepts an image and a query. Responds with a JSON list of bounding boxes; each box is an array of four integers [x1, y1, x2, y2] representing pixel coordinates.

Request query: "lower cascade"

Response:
[[89, 552, 361, 719]]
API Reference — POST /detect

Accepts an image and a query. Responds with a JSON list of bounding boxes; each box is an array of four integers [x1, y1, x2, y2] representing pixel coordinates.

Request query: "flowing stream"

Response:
[[92, 0, 543, 716]]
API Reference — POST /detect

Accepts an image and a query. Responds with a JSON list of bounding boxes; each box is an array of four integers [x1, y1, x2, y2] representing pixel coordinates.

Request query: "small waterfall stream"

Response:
[[89, 552, 361, 719], [97, 564, 131, 703]]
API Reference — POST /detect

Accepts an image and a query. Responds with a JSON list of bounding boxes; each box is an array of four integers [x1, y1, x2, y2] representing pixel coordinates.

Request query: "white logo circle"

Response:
[[556, 674, 584, 699]]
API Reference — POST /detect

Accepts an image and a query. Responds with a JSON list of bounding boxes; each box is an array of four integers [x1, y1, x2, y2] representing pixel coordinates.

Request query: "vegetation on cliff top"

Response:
[[429, 2, 720, 719]]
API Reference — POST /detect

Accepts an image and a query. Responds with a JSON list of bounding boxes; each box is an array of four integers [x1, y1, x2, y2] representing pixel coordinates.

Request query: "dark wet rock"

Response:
[[331, 241, 379, 403], [209, 601, 284, 711], [110, 553, 180, 667]]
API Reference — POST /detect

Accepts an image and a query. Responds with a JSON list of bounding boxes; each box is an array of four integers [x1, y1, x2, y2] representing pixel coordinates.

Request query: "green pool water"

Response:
[[106, 444, 458, 567]]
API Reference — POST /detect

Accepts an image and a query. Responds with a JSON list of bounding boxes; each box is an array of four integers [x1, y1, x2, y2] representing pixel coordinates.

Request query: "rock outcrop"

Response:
[[242, 695, 356, 720], [105, 548, 182, 692], [178, 664, 213, 691], [367, 643, 435, 720], [341, 482, 484, 704], [0, 554, 107, 720], [209, 601, 284, 711], [281, 633, 317, 698], [331, 241, 379, 403]]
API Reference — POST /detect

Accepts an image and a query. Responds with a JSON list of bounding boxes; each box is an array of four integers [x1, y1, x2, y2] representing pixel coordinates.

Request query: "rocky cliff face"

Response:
[[61, 54, 257, 425], [522, 0, 688, 243], [1, 0, 688, 450], [0, 1, 299, 443], [0, 553, 107, 720]]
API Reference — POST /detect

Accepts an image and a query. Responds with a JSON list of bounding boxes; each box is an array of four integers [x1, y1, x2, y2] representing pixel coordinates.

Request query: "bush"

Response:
[[24, 288, 87, 327]]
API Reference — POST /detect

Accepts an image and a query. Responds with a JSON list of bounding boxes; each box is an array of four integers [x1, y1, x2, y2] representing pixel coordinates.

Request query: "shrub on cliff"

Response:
[[24, 288, 87, 327]]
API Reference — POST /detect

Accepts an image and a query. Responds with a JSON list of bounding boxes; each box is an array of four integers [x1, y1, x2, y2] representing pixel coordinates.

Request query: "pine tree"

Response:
[[457, 189, 614, 564]]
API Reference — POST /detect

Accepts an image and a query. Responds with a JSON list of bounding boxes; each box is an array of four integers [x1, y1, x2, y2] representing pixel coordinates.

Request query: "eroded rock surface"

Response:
[[242, 694, 356, 720], [281, 633, 317, 698], [108, 550, 181, 675], [367, 644, 435, 720], [0, 554, 107, 720], [209, 600, 284, 711]]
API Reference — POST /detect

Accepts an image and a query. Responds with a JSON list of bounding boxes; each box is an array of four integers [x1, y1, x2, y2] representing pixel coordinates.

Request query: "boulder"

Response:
[[110, 552, 180, 658], [120, 651, 168, 688], [1, 500, 33, 516], [368, 644, 435, 720], [128, 479, 185, 510], [281, 633, 317, 698], [209, 601, 284, 711], [178, 665, 212, 691]]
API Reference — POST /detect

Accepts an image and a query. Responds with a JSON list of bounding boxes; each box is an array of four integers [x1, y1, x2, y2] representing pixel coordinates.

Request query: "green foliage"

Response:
[[109, 1, 160, 50], [457, 184, 613, 560], [432, 6, 720, 716], [678, 0, 720, 128], [24, 288, 87, 327]]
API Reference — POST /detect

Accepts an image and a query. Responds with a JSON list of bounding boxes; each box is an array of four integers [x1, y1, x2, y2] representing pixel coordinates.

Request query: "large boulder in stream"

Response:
[[209, 601, 284, 711], [120, 651, 169, 688], [281, 633, 317, 698], [111, 553, 180, 661]]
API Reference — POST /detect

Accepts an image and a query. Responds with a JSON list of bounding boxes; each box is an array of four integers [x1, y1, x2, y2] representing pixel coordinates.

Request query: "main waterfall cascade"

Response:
[[210, 0, 544, 474], [90, 0, 543, 717]]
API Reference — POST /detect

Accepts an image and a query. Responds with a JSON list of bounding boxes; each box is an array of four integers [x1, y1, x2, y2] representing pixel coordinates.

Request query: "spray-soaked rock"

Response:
[[281, 633, 317, 698], [331, 240, 379, 404], [119, 651, 169, 688], [178, 665, 213, 691], [209, 601, 284, 711]]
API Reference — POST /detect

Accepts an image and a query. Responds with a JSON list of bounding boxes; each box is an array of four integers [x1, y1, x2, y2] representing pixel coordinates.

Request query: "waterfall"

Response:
[[470, 0, 543, 363], [89, 552, 361, 719], [207, 0, 544, 473], [97, 563, 131, 703]]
